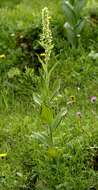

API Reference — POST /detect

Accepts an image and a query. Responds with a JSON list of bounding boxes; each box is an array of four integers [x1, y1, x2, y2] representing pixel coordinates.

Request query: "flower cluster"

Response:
[[0, 54, 5, 59], [40, 7, 53, 64]]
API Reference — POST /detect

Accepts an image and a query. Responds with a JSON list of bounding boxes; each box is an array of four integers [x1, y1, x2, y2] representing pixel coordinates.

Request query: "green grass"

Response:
[[0, 0, 21, 8], [1, 0, 98, 190]]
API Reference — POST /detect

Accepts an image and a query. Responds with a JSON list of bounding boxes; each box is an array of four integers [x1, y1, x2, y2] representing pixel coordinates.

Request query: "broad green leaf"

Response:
[[35, 53, 48, 74], [48, 61, 58, 80], [74, 0, 86, 17], [42, 62, 48, 74], [64, 22, 76, 47], [50, 79, 61, 101], [41, 105, 53, 124], [63, 0, 76, 25], [51, 108, 67, 130], [75, 19, 85, 34], [69, 0, 75, 6]]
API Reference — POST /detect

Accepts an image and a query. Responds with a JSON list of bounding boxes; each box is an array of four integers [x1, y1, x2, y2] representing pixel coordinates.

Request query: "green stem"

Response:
[[49, 125, 53, 146]]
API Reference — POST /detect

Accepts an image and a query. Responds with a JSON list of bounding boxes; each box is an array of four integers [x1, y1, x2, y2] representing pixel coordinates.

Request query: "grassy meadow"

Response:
[[1, 0, 98, 189]]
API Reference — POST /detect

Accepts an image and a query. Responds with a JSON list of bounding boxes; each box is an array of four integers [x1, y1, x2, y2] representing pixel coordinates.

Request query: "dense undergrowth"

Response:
[[1, 0, 98, 190]]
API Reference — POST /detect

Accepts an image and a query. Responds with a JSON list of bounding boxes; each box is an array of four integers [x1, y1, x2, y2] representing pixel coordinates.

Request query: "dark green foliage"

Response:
[[62, 0, 87, 48]]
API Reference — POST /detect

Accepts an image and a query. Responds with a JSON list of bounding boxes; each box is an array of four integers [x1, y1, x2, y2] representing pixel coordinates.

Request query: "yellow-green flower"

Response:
[[0, 54, 6, 59], [40, 53, 46, 57], [69, 95, 76, 102], [0, 153, 7, 158]]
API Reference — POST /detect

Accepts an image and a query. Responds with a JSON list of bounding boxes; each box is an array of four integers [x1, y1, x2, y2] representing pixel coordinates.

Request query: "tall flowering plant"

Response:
[[33, 7, 67, 148]]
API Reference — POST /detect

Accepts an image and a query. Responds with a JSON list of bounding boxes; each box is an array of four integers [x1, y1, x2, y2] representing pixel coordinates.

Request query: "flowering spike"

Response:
[[40, 7, 53, 64]]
